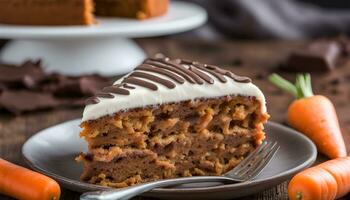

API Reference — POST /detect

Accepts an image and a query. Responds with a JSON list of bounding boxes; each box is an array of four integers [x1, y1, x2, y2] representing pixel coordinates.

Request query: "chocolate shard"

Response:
[[0, 60, 111, 115], [49, 74, 110, 97], [0, 90, 59, 114], [0, 59, 46, 89], [285, 41, 341, 72]]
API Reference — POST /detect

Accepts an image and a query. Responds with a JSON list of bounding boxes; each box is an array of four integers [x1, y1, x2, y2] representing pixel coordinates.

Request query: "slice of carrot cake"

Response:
[[77, 55, 269, 188]]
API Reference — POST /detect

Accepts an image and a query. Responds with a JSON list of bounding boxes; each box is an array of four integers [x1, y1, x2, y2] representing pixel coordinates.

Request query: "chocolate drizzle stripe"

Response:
[[225, 72, 251, 83], [102, 86, 130, 95], [123, 83, 136, 89], [84, 56, 253, 105], [124, 77, 158, 91], [130, 71, 176, 89], [164, 60, 204, 85], [138, 64, 185, 84], [85, 97, 99, 105], [189, 66, 214, 84], [194, 64, 227, 83], [145, 60, 195, 84], [206, 64, 251, 83], [96, 93, 114, 98]]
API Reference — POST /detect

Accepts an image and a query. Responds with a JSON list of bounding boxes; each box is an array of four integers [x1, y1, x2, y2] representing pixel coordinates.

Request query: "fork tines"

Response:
[[224, 141, 279, 181]]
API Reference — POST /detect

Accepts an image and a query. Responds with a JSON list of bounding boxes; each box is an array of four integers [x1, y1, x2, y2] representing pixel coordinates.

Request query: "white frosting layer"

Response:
[[82, 69, 267, 122]]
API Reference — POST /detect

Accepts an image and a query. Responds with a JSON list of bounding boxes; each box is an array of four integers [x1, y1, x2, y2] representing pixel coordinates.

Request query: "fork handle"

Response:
[[80, 176, 237, 200]]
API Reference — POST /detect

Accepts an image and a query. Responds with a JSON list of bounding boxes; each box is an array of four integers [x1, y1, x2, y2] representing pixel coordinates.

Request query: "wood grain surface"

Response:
[[1, 38, 350, 200]]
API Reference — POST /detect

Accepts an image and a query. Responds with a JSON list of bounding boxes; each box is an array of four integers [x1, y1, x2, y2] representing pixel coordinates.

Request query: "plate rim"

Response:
[[22, 119, 317, 194]]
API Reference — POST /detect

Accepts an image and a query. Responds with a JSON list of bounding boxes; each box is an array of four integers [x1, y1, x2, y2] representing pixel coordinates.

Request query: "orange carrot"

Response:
[[289, 157, 350, 200], [269, 73, 347, 159], [0, 158, 61, 200]]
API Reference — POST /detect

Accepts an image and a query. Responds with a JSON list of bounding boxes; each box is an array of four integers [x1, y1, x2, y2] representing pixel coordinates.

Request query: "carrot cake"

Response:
[[0, 0, 168, 26], [0, 0, 95, 25], [77, 56, 269, 188]]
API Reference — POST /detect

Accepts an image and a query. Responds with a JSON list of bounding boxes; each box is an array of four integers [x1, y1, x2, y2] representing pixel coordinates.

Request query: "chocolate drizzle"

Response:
[[145, 60, 195, 84], [165, 60, 204, 84], [124, 77, 158, 91], [123, 84, 136, 89], [96, 93, 114, 98], [137, 64, 185, 84], [207, 64, 251, 83], [85, 97, 100, 105], [85, 56, 252, 105], [194, 64, 227, 83], [129, 71, 176, 89], [189, 65, 214, 84], [102, 85, 130, 95]]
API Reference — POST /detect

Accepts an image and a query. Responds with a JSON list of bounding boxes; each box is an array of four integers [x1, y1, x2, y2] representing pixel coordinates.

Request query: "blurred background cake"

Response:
[[0, 0, 95, 25], [0, 0, 169, 25]]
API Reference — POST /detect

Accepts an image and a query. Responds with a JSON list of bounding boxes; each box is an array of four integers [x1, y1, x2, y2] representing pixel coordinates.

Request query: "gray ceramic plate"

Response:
[[22, 120, 317, 200]]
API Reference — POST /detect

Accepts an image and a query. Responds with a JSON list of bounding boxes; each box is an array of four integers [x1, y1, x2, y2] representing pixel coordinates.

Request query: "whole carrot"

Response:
[[0, 158, 61, 200], [289, 157, 350, 200], [269, 73, 346, 159]]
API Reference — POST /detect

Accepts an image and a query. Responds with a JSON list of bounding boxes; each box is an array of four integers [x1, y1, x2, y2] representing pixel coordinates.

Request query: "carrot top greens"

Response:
[[269, 73, 314, 99]]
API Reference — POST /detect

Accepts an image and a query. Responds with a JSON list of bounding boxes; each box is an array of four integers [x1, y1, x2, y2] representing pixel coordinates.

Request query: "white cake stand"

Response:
[[0, 2, 207, 75]]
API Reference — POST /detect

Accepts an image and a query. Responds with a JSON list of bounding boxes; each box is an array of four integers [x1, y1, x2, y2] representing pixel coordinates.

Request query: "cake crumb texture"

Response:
[[79, 95, 268, 187]]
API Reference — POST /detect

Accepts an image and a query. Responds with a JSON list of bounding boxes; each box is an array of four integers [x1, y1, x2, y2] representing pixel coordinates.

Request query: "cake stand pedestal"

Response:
[[0, 2, 207, 75], [1, 38, 146, 75]]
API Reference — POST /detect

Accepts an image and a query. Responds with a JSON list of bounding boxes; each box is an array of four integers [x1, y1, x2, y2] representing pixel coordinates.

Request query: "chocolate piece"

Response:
[[0, 60, 46, 89], [0, 60, 110, 114], [285, 41, 341, 72], [0, 90, 58, 114]]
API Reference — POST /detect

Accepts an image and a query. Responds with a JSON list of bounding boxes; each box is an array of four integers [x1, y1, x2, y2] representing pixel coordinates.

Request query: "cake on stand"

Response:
[[0, 1, 207, 75]]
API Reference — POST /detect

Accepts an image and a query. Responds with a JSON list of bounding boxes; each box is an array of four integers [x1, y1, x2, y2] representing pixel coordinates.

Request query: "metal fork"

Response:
[[80, 141, 279, 200]]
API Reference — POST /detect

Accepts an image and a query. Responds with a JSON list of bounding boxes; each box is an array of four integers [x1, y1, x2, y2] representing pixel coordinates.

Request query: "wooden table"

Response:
[[1, 38, 350, 200]]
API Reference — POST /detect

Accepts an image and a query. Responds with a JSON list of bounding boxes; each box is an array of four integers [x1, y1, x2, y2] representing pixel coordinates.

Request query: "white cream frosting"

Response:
[[82, 67, 267, 122]]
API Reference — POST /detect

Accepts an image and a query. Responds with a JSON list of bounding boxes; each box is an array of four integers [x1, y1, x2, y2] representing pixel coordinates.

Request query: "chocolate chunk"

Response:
[[0, 60, 46, 89], [285, 41, 341, 72], [0, 90, 59, 114], [0, 60, 111, 114]]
